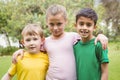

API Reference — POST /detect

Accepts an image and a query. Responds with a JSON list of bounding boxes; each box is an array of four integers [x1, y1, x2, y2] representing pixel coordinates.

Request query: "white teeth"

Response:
[[80, 30, 88, 33]]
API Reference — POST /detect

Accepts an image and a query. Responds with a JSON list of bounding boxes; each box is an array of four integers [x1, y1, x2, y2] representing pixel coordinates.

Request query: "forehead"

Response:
[[23, 33, 40, 39], [77, 16, 94, 23], [47, 13, 66, 22]]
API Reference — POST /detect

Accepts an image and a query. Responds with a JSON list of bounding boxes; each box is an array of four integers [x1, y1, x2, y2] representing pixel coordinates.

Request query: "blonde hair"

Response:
[[46, 4, 67, 20], [21, 23, 44, 38]]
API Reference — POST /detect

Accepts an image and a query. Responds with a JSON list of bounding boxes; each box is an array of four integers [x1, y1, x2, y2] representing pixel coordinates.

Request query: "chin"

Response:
[[29, 51, 37, 54], [53, 34, 61, 37]]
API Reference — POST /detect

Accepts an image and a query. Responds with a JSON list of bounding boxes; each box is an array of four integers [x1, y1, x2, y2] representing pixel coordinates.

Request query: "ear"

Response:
[[40, 38, 46, 52], [94, 25, 97, 31], [41, 37, 45, 42], [21, 39, 24, 45], [74, 23, 77, 28], [65, 19, 68, 25], [94, 25, 97, 29], [21, 39, 25, 48], [40, 37, 45, 47]]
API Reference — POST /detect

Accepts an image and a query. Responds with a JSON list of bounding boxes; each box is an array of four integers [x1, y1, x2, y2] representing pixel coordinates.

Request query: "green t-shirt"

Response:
[[73, 38, 109, 80]]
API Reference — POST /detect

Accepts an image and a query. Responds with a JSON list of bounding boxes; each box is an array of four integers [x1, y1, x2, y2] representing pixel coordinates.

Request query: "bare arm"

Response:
[[1, 73, 12, 80], [12, 49, 24, 64], [95, 34, 108, 49], [101, 63, 108, 80]]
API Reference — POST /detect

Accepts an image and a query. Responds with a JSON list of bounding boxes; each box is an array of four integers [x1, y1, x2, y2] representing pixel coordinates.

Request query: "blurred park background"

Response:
[[0, 0, 120, 80]]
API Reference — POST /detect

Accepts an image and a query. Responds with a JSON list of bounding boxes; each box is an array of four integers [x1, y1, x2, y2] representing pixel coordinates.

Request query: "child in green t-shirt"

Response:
[[74, 8, 109, 80]]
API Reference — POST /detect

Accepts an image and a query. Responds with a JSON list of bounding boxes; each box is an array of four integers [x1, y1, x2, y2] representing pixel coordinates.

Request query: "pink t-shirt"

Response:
[[45, 32, 80, 80]]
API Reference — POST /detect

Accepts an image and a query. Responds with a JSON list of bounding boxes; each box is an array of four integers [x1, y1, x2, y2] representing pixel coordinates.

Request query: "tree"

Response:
[[1, 0, 111, 42], [101, 0, 120, 39]]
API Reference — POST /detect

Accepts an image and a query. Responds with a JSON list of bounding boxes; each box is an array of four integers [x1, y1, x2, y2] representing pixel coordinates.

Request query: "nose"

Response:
[[29, 40, 34, 45], [82, 24, 87, 29], [53, 25, 58, 30]]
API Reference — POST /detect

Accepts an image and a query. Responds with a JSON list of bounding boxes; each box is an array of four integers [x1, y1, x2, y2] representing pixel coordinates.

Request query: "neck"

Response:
[[27, 51, 41, 55], [52, 32, 65, 40], [82, 35, 95, 43]]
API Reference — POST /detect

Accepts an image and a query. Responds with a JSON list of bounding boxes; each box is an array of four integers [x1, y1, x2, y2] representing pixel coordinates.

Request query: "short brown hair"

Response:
[[46, 4, 67, 20], [21, 23, 44, 38]]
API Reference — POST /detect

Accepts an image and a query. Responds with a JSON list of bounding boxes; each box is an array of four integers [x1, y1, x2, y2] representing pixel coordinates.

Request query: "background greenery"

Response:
[[0, 42, 120, 80], [0, 0, 120, 47], [0, 0, 120, 80]]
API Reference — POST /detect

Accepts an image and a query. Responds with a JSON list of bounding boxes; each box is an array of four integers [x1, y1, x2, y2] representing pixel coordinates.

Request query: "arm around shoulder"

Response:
[[95, 34, 108, 49], [12, 49, 24, 64], [1, 73, 12, 80]]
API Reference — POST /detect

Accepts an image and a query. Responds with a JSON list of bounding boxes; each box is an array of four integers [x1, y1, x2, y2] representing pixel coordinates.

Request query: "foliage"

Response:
[[101, 0, 120, 38], [0, 46, 19, 56], [0, 0, 119, 41]]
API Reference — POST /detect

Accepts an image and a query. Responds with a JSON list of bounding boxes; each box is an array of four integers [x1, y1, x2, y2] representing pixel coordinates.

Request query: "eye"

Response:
[[49, 23, 54, 26], [86, 23, 92, 27], [33, 37, 38, 41], [57, 22, 62, 26], [79, 22, 84, 26], [25, 38, 31, 42]]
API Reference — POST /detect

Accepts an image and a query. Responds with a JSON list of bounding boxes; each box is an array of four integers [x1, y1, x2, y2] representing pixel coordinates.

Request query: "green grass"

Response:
[[0, 42, 120, 80], [108, 42, 120, 80], [0, 56, 16, 80], [0, 56, 11, 78]]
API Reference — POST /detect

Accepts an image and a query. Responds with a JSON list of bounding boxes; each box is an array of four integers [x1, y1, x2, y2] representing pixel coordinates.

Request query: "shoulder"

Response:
[[45, 36, 52, 44], [45, 36, 51, 40], [73, 40, 80, 46], [95, 41, 108, 55], [95, 41, 102, 49], [66, 32, 81, 40], [66, 32, 79, 36], [40, 52, 48, 58], [40, 52, 49, 63]]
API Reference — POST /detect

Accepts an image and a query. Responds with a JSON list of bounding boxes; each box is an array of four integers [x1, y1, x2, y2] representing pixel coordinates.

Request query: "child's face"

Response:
[[23, 35, 41, 54], [75, 16, 96, 40], [46, 13, 67, 38]]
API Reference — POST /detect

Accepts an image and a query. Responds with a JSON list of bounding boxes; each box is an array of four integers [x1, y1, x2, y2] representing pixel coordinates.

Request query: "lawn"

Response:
[[108, 42, 120, 80], [0, 56, 16, 80], [0, 42, 120, 80]]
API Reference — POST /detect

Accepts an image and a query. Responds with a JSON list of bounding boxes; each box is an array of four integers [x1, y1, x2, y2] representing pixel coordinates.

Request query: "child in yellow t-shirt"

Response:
[[2, 24, 49, 80]]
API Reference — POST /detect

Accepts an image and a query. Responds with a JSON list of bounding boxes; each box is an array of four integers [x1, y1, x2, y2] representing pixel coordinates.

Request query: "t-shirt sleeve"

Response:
[[8, 63, 17, 76], [96, 42, 109, 63]]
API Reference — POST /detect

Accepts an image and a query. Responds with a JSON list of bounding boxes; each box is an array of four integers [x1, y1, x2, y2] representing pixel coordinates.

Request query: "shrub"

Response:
[[0, 46, 19, 56]]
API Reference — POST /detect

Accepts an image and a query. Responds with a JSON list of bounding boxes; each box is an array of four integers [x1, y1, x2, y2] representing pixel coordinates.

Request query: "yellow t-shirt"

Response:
[[8, 52, 49, 80]]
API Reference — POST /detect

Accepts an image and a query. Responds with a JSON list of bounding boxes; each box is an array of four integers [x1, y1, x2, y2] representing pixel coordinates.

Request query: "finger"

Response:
[[103, 42, 105, 50], [12, 56, 15, 64], [102, 40, 106, 50], [12, 54, 17, 64], [12, 50, 21, 64], [104, 39, 108, 49]]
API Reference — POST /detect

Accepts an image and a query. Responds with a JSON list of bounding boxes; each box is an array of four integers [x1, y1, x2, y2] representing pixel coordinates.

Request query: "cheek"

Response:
[[76, 26, 81, 30], [23, 43, 28, 48], [23, 41, 27, 46], [60, 25, 65, 30], [49, 27, 53, 31], [90, 27, 95, 31], [36, 40, 41, 45]]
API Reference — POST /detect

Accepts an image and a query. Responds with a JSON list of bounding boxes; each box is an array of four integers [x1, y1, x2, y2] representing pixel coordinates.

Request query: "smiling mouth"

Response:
[[29, 47, 36, 49], [80, 30, 89, 34]]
